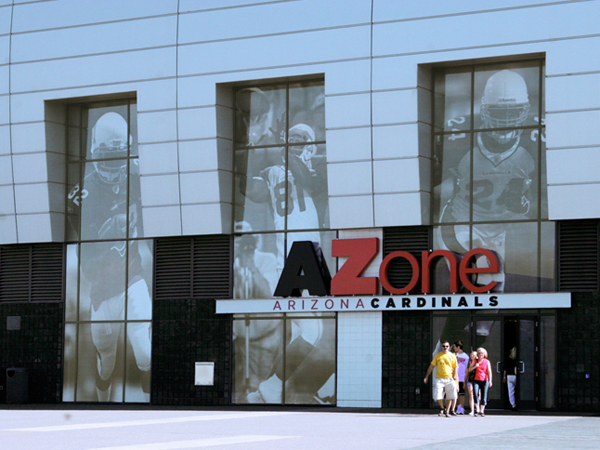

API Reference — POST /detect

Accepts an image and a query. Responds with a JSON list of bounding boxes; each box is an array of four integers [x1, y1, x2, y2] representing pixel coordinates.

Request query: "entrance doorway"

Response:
[[472, 315, 537, 410], [432, 311, 556, 411]]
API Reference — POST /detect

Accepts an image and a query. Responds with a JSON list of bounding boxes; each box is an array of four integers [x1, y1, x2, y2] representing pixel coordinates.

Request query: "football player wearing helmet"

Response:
[[234, 87, 333, 404], [243, 122, 327, 274], [67, 111, 151, 402], [435, 70, 540, 293]]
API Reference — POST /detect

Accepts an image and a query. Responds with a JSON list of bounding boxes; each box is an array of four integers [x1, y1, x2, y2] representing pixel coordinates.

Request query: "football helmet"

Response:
[[480, 70, 530, 145], [288, 123, 317, 163], [91, 112, 130, 184], [234, 221, 258, 252]]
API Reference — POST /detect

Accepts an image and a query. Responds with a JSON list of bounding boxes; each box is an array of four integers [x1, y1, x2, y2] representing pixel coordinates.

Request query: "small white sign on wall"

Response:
[[195, 362, 215, 386]]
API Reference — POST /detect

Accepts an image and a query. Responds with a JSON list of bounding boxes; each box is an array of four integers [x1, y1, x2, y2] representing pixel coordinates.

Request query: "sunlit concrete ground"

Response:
[[1, 407, 599, 449]]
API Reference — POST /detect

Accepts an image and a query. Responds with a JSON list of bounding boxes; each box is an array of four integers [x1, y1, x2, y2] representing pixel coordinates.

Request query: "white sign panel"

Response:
[[216, 293, 571, 314], [194, 362, 215, 386]]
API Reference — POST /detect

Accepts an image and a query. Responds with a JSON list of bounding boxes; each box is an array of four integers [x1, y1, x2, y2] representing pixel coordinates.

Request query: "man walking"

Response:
[[452, 341, 469, 414], [424, 341, 459, 417]]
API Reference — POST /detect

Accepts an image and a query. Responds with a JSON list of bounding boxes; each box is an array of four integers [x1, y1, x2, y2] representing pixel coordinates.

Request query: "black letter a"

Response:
[[274, 241, 331, 297]]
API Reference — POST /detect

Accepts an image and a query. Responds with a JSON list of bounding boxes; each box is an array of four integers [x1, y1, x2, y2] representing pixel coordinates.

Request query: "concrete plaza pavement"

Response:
[[1, 407, 599, 450]]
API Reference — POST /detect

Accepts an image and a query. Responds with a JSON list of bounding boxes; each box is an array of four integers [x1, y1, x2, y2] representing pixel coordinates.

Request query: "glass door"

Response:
[[517, 317, 537, 410]]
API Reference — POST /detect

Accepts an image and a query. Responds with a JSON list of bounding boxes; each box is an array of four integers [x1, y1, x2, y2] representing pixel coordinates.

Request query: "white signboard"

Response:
[[216, 292, 571, 314], [194, 362, 214, 386]]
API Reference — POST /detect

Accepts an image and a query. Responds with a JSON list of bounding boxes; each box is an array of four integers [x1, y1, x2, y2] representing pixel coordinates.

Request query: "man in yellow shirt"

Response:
[[424, 340, 459, 417]]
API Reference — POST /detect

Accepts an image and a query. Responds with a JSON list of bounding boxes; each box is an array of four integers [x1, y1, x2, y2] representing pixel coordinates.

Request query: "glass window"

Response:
[[233, 80, 330, 299], [233, 313, 336, 405], [432, 61, 552, 293], [232, 80, 334, 406], [63, 100, 152, 403]]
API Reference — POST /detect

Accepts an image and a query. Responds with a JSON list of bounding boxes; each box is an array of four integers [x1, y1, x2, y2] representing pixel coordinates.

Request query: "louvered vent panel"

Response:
[[558, 220, 599, 291], [155, 236, 232, 301], [154, 238, 193, 300], [0, 246, 30, 302], [0, 244, 64, 303], [31, 245, 64, 301], [192, 235, 231, 299], [383, 226, 431, 295]]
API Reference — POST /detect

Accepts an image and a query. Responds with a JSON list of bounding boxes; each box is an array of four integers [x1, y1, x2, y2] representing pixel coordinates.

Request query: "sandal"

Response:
[[480, 413, 485, 417], [438, 410, 445, 416]]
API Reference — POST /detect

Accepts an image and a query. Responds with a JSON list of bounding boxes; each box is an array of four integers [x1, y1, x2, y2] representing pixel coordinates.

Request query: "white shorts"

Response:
[[434, 377, 458, 400]]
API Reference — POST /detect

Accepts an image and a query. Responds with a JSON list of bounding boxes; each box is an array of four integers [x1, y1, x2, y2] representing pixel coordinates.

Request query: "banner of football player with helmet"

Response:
[[232, 82, 336, 405], [63, 103, 153, 403], [432, 64, 553, 294]]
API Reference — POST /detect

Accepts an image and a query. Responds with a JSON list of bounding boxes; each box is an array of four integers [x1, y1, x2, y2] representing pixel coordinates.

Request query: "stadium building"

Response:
[[0, 1, 599, 412]]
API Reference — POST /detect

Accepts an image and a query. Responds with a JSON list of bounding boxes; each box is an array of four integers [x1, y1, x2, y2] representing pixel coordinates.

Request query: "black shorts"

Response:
[[458, 381, 465, 395]]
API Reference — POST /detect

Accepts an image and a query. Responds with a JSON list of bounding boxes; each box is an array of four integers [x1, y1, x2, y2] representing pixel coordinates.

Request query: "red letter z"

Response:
[[331, 238, 379, 295]]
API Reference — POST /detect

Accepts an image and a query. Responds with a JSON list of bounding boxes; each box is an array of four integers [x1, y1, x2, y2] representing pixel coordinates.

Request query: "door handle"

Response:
[[518, 361, 525, 373], [496, 361, 502, 374]]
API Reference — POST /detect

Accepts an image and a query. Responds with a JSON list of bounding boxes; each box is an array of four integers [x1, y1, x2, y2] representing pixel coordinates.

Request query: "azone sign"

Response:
[[273, 238, 500, 297], [216, 237, 572, 314]]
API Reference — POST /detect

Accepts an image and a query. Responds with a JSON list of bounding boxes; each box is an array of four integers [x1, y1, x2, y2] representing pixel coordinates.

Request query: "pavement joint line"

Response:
[[7, 411, 300, 432], [85, 435, 299, 450]]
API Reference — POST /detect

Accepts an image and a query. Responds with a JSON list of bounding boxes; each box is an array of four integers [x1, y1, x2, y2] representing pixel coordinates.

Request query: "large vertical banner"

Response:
[[232, 81, 336, 405], [432, 63, 553, 294], [63, 102, 153, 403]]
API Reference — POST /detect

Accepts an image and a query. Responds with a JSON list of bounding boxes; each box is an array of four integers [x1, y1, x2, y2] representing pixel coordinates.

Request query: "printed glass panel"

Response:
[[471, 130, 539, 223], [62, 323, 77, 402], [128, 239, 153, 318], [500, 222, 538, 293], [233, 317, 284, 404], [474, 64, 541, 125], [78, 241, 127, 321], [235, 147, 283, 233], [288, 82, 325, 141], [124, 322, 152, 403], [79, 160, 129, 241], [128, 160, 143, 239], [284, 316, 336, 405], [284, 141, 328, 231], [235, 85, 286, 148], [66, 163, 82, 241], [67, 104, 86, 160], [432, 133, 471, 224], [234, 232, 281, 299], [540, 222, 556, 292], [65, 244, 79, 322], [76, 322, 125, 402], [434, 70, 472, 133]]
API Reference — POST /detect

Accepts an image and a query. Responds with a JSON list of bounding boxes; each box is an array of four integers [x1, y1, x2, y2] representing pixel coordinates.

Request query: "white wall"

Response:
[[0, 0, 599, 243]]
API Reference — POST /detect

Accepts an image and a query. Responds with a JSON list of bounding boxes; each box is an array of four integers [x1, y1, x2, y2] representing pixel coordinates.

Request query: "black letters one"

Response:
[[274, 241, 331, 297]]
